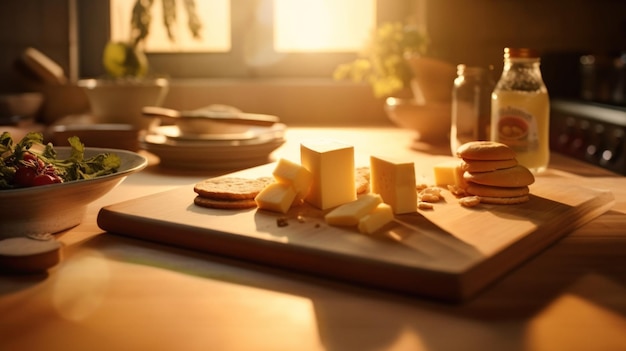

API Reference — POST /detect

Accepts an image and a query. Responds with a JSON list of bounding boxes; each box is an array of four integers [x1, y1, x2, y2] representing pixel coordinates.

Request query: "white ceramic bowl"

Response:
[[385, 97, 451, 143], [0, 147, 147, 238], [78, 78, 169, 130]]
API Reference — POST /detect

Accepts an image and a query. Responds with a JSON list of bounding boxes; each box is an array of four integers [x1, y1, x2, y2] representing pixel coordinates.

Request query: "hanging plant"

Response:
[[103, 0, 203, 78]]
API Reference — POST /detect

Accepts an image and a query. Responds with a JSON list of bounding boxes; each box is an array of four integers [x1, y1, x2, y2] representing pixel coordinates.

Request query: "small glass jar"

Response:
[[450, 64, 494, 154], [491, 48, 550, 173]]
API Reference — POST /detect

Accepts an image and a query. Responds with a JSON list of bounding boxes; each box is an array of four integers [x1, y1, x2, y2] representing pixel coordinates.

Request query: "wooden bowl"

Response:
[[385, 97, 451, 143], [0, 92, 44, 124]]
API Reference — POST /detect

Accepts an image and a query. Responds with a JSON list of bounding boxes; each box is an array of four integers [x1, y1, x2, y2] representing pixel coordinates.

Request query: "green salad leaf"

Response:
[[0, 132, 122, 189]]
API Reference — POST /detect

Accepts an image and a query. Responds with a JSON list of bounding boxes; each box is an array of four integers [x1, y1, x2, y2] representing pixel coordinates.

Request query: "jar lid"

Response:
[[456, 64, 486, 75], [504, 48, 539, 59]]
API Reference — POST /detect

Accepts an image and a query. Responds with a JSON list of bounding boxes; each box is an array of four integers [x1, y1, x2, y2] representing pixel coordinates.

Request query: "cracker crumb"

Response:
[[447, 184, 467, 197], [415, 183, 429, 192], [419, 193, 440, 203], [459, 196, 481, 207], [421, 186, 442, 196], [418, 201, 434, 210], [277, 217, 289, 227], [418, 186, 443, 203]]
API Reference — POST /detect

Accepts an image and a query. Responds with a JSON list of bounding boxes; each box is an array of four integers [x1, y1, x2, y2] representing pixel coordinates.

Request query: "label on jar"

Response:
[[493, 105, 539, 153], [491, 87, 550, 173]]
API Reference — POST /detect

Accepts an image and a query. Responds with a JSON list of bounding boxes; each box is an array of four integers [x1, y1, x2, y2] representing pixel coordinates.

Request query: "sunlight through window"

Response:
[[274, 0, 375, 52], [109, 0, 230, 53], [110, 0, 375, 54]]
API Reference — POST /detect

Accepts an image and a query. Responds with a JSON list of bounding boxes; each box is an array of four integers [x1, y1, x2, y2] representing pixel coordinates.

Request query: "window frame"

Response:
[[77, 0, 416, 79]]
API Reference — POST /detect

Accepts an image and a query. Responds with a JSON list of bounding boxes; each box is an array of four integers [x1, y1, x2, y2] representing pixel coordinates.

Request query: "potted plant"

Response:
[[78, 0, 202, 131], [333, 21, 455, 104], [334, 21, 456, 143]]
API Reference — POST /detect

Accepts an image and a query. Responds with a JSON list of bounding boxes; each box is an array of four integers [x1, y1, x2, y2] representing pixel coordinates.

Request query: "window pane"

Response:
[[92, 0, 406, 78], [109, 0, 231, 53], [274, 0, 376, 52]]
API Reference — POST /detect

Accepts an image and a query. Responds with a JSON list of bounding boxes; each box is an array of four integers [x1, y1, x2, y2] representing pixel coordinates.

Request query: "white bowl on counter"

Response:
[[0, 147, 147, 238], [384, 97, 451, 143], [78, 78, 169, 131]]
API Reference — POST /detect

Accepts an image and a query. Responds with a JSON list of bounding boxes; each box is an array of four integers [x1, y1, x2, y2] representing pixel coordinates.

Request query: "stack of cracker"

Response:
[[456, 141, 535, 204]]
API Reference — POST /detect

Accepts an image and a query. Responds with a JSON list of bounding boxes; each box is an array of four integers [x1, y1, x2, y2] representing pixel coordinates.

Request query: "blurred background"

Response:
[[1, 0, 625, 125]]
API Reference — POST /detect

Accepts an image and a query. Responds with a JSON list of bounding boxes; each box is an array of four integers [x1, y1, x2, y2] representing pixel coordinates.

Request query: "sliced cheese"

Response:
[[324, 193, 382, 226], [370, 155, 417, 214], [272, 158, 313, 199], [433, 160, 464, 187], [358, 203, 394, 234], [254, 182, 297, 214], [300, 139, 356, 210]]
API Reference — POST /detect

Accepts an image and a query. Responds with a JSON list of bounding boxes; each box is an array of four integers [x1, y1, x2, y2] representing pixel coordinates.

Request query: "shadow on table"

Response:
[[57, 215, 626, 351]]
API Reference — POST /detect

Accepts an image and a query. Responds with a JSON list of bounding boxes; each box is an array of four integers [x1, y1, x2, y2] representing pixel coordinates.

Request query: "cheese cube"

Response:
[[433, 160, 464, 187], [370, 155, 417, 214], [324, 193, 382, 226], [254, 182, 297, 214], [272, 158, 313, 199], [300, 139, 356, 210], [358, 203, 394, 234]]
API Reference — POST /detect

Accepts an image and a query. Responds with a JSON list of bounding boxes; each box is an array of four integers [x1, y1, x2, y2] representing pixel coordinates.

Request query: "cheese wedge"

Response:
[[300, 139, 356, 210], [324, 193, 382, 226], [370, 155, 417, 214], [358, 203, 394, 234], [254, 182, 297, 214], [272, 158, 313, 199], [433, 160, 464, 187]]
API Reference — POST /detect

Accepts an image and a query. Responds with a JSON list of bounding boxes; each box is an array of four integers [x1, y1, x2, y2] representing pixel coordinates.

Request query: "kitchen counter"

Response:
[[1, 126, 625, 351]]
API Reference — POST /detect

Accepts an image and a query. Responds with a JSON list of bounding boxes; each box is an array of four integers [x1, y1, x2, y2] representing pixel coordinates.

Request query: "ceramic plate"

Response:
[[156, 125, 257, 141], [0, 148, 147, 237], [141, 123, 286, 170]]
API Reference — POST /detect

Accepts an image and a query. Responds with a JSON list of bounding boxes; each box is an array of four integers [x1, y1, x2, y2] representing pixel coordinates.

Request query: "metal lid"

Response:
[[504, 48, 539, 59]]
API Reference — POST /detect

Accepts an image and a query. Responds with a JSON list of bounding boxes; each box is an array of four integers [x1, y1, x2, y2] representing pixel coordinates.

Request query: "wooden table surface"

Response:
[[1, 126, 625, 351]]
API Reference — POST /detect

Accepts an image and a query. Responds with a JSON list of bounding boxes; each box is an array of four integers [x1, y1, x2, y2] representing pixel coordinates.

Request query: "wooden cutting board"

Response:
[[97, 163, 614, 301]]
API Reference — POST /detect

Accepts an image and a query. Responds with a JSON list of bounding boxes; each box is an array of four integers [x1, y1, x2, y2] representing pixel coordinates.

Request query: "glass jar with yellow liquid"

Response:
[[491, 48, 550, 173]]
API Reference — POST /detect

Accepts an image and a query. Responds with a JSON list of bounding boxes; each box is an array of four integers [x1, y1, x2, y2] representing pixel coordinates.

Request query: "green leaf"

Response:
[[0, 132, 122, 188]]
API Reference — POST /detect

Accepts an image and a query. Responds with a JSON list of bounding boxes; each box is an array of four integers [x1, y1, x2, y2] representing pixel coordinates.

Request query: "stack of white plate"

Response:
[[140, 123, 286, 171]]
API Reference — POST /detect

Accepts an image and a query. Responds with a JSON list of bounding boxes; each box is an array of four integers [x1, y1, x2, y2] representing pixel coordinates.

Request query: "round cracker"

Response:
[[456, 141, 516, 161], [194, 196, 258, 209], [461, 158, 518, 173], [466, 183, 529, 198], [464, 165, 535, 187], [194, 177, 274, 200], [477, 195, 530, 205]]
